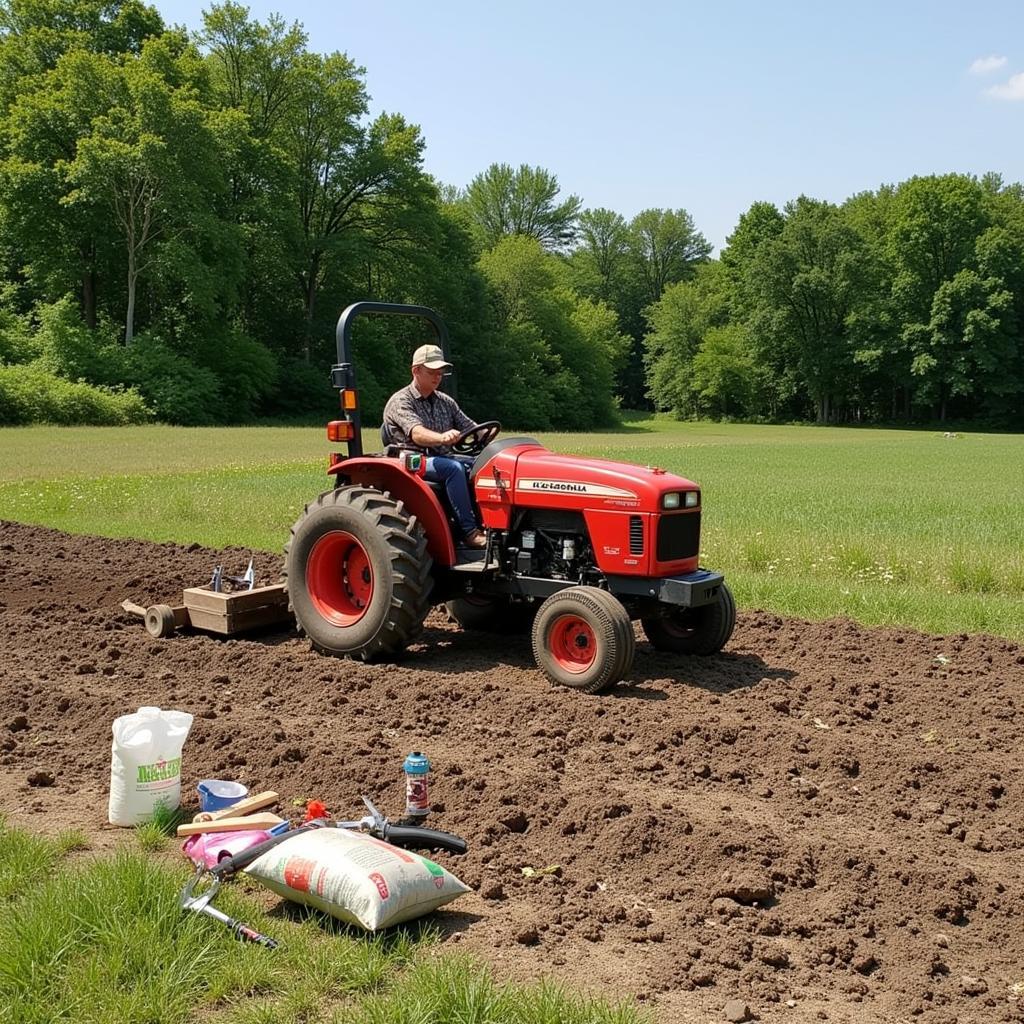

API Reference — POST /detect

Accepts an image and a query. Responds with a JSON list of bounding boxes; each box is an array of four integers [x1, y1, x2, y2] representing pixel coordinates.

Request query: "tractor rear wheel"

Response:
[[284, 486, 432, 661], [445, 594, 536, 633], [531, 586, 635, 693], [641, 582, 735, 656]]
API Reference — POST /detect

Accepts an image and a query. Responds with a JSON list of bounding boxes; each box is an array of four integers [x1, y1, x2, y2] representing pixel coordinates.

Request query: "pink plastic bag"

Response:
[[182, 829, 271, 869]]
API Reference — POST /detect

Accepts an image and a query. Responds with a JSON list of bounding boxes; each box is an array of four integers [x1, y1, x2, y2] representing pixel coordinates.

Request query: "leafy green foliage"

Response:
[[121, 334, 223, 424], [644, 263, 730, 417], [646, 174, 1024, 426], [0, 361, 148, 422], [569, 205, 710, 408], [463, 162, 581, 250], [0, 4, 1021, 430], [477, 235, 623, 428]]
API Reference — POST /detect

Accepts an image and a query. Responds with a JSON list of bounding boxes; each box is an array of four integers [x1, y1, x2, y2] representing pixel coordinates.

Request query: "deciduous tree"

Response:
[[464, 163, 581, 251]]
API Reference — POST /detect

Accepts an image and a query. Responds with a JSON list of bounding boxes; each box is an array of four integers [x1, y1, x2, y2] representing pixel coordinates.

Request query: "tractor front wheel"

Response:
[[285, 486, 432, 661], [641, 582, 735, 656], [531, 586, 635, 693]]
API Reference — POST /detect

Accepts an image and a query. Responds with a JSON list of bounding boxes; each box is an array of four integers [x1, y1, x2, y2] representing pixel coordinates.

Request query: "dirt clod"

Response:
[[724, 998, 753, 1022], [960, 975, 988, 995]]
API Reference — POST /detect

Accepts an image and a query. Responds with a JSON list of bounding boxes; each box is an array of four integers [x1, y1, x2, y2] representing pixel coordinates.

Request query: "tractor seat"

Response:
[[380, 421, 402, 458], [379, 421, 447, 499]]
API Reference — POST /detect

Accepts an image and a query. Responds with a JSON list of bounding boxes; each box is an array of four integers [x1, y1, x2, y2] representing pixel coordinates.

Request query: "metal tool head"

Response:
[[180, 865, 220, 912], [360, 795, 387, 831], [218, 557, 256, 592], [239, 558, 255, 590]]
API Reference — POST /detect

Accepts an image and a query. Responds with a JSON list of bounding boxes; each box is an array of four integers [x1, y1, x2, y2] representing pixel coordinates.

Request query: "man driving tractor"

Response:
[[383, 344, 487, 549]]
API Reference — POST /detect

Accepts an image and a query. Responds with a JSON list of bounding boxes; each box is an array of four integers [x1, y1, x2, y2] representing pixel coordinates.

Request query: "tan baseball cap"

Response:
[[412, 343, 452, 370]]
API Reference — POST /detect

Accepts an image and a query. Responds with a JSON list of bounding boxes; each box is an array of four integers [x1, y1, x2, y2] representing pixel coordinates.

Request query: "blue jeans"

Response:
[[426, 455, 478, 537]]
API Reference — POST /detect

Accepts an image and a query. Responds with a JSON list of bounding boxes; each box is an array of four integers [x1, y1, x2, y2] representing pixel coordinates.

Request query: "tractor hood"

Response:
[[479, 445, 699, 512], [473, 441, 704, 575], [515, 449, 697, 506]]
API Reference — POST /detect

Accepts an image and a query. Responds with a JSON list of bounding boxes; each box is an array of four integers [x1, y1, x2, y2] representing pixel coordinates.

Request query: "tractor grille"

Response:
[[629, 515, 644, 555], [656, 511, 701, 562]]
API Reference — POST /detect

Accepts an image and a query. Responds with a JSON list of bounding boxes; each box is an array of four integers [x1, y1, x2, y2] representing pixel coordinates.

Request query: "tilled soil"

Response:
[[1, 520, 1023, 1024]]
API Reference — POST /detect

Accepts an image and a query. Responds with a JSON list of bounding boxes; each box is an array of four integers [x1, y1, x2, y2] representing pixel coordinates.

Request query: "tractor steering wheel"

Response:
[[449, 420, 501, 456]]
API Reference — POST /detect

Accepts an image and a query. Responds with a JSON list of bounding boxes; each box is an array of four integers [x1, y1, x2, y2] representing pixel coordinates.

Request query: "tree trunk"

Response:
[[301, 255, 320, 364], [125, 250, 136, 346], [82, 270, 96, 329]]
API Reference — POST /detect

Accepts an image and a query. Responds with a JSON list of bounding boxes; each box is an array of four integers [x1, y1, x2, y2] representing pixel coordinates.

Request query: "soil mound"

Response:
[[2, 521, 1022, 1023]]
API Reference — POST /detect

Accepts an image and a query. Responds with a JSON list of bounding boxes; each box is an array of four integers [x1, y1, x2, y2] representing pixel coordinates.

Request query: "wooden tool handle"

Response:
[[177, 812, 284, 837], [192, 790, 279, 823]]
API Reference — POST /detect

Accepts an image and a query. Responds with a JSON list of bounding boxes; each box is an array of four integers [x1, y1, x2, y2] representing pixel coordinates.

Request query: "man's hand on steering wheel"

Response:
[[449, 420, 501, 456]]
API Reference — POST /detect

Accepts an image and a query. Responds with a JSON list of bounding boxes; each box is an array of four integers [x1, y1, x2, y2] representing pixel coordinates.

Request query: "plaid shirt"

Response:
[[383, 382, 476, 455]]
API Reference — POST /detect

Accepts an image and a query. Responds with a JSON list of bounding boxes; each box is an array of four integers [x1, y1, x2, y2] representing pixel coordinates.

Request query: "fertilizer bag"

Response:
[[245, 828, 470, 930], [108, 706, 193, 826]]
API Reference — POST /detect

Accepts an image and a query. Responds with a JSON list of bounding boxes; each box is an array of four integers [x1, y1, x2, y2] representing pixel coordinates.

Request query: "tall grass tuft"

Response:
[[0, 819, 66, 901], [347, 954, 650, 1024], [135, 801, 189, 853]]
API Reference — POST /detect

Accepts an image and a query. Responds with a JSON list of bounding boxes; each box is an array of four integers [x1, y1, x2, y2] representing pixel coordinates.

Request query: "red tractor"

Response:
[[285, 302, 734, 693]]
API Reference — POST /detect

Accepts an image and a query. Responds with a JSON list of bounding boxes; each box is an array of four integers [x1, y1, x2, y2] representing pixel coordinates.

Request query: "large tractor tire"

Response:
[[445, 595, 536, 634], [641, 582, 735, 656], [284, 486, 432, 661], [531, 586, 635, 694]]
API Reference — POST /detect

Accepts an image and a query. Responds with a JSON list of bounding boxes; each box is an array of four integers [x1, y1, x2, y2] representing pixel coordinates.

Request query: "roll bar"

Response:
[[331, 302, 453, 458]]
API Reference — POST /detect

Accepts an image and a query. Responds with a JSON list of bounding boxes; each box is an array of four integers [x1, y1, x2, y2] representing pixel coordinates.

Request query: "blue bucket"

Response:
[[197, 779, 248, 813]]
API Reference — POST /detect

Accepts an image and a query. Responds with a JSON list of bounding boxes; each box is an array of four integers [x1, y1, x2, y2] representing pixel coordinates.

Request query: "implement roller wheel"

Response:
[[144, 604, 177, 639]]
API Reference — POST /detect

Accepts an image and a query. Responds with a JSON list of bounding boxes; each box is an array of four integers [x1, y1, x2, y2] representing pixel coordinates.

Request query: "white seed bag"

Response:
[[245, 828, 470, 930], [108, 706, 193, 826]]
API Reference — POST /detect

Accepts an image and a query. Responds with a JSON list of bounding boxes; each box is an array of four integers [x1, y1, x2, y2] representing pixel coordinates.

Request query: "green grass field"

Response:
[[2, 416, 1022, 640]]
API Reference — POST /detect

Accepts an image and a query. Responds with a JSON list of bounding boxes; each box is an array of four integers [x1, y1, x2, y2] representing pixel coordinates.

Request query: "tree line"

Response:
[[0, 1, 1021, 430]]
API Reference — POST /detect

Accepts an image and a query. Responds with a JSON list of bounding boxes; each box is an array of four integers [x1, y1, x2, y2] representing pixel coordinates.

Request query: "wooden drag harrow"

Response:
[[122, 560, 290, 639]]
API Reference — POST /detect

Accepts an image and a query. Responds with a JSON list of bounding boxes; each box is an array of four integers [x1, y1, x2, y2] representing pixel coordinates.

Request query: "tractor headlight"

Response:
[[662, 492, 681, 509], [684, 490, 700, 508]]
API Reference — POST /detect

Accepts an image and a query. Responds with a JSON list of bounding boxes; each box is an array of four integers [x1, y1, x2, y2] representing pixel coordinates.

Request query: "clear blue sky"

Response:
[[156, 0, 1023, 253]]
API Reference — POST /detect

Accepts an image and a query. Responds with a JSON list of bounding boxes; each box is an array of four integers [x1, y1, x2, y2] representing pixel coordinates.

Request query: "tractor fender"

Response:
[[328, 457, 456, 567]]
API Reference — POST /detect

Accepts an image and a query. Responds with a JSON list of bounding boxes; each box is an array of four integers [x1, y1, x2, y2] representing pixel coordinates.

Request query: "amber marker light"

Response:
[[327, 420, 355, 442]]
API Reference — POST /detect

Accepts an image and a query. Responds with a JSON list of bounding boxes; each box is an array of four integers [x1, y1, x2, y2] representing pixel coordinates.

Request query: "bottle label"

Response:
[[405, 774, 429, 814]]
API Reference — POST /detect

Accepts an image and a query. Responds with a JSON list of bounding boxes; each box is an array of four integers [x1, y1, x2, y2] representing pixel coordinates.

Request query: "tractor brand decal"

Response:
[[517, 479, 638, 499]]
